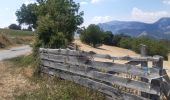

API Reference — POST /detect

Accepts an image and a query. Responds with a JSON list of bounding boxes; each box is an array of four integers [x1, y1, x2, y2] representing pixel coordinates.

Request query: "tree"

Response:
[[8, 24, 21, 30], [80, 24, 103, 48], [112, 34, 130, 46], [103, 31, 114, 45], [35, 0, 84, 48], [16, 3, 38, 29]]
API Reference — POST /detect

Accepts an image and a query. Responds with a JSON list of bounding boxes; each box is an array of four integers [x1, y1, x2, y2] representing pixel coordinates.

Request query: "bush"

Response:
[[118, 36, 169, 60], [80, 24, 104, 48], [112, 34, 130, 46], [103, 31, 114, 45], [8, 24, 21, 30], [36, 16, 67, 49], [32, 0, 83, 53], [119, 37, 132, 49]]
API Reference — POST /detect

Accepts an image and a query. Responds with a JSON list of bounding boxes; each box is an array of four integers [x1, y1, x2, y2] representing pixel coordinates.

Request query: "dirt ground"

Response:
[[0, 61, 36, 100], [74, 39, 170, 76]]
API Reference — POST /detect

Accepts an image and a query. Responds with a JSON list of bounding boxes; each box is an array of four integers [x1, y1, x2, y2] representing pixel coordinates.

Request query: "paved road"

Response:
[[0, 45, 32, 61]]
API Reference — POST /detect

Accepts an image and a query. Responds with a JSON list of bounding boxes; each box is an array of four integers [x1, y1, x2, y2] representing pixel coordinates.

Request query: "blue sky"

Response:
[[0, 0, 170, 28]]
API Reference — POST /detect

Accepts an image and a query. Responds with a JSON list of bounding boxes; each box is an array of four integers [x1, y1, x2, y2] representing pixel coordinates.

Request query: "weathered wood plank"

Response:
[[41, 66, 148, 100], [41, 60, 160, 95], [125, 61, 141, 66], [162, 70, 170, 100], [140, 44, 149, 98], [162, 81, 170, 100], [39, 48, 159, 62], [40, 53, 160, 80]]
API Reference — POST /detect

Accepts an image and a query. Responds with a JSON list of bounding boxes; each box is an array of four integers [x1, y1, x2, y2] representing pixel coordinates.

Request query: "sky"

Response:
[[0, 0, 170, 28]]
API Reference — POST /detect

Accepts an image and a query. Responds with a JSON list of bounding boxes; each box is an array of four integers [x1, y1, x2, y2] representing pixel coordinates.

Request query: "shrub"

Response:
[[103, 31, 114, 45], [118, 36, 169, 59], [32, 0, 83, 54], [80, 24, 104, 48], [112, 34, 130, 46], [119, 37, 132, 49], [8, 24, 21, 30]]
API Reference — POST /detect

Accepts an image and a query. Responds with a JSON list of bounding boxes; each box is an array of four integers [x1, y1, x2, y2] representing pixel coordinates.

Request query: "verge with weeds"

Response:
[[7, 55, 105, 100]]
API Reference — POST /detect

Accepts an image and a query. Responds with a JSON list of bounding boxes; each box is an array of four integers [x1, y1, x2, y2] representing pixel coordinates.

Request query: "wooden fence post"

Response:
[[151, 55, 163, 100], [140, 44, 149, 98]]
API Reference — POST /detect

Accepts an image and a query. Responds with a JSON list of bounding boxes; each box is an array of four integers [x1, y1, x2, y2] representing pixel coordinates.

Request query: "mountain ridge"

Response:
[[98, 17, 170, 40]]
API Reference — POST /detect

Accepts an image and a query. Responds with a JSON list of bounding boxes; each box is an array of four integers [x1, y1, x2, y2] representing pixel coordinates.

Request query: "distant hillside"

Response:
[[98, 17, 170, 40], [0, 28, 34, 37], [0, 28, 34, 48]]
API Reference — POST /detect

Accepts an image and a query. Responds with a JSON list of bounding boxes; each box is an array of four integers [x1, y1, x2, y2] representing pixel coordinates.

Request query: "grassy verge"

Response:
[[0, 28, 34, 37], [0, 29, 34, 48], [6, 55, 105, 100]]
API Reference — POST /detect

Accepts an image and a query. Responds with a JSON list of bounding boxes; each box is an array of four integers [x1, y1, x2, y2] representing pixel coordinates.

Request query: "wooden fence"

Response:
[[39, 45, 170, 100]]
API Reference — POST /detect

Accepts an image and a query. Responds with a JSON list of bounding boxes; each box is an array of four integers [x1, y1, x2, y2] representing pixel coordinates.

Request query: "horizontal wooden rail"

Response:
[[41, 59, 160, 95], [41, 66, 148, 100], [39, 48, 167, 100], [39, 48, 160, 62], [40, 53, 160, 81]]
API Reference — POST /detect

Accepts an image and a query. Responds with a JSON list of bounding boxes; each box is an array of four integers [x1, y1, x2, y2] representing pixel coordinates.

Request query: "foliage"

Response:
[[118, 37, 132, 49], [36, 15, 68, 49], [102, 31, 114, 45], [80, 24, 104, 47], [16, 4, 38, 29], [30, 0, 83, 51], [112, 34, 131, 46], [8, 24, 21, 30], [118, 36, 169, 60]]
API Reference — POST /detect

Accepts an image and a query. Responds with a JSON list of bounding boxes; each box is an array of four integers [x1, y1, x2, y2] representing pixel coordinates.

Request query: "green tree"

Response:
[[35, 0, 83, 49], [8, 24, 21, 30], [80, 24, 103, 48], [119, 37, 132, 49], [16, 3, 38, 29], [103, 31, 114, 45]]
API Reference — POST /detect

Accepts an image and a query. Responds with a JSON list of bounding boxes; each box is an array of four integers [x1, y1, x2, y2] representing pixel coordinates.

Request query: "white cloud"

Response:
[[131, 7, 170, 22], [81, 16, 113, 27], [24, 0, 36, 5], [91, 0, 101, 3], [5, 8, 10, 11], [163, 0, 170, 5], [92, 16, 113, 23], [80, 1, 88, 5], [79, 0, 103, 4]]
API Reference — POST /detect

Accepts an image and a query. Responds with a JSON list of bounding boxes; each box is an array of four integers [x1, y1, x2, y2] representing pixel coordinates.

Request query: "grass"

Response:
[[6, 55, 105, 100], [0, 28, 34, 37], [15, 76, 105, 100], [0, 28, 34, 48], [7, 55, 35, 68], [0, 34, 12, 48]]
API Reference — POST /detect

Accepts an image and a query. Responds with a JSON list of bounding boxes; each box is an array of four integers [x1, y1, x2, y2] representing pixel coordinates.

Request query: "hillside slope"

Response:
[[98, 17, 170, 40], [0, 29, 34, 49]]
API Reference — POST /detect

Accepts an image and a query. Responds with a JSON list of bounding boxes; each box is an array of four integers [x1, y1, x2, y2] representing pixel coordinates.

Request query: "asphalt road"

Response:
[[0, 45, 32, 61]]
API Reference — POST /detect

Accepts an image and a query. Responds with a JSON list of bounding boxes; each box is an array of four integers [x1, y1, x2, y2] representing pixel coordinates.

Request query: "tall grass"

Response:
[[7, 55, 105, 100]]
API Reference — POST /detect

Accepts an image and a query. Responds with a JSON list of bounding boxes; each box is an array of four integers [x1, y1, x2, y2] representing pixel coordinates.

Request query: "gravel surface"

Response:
[[0, 45, 32, 61]]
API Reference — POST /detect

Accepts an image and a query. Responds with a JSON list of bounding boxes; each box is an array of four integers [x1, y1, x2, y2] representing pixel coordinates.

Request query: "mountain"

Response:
[[98, 17, 170, 40]]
